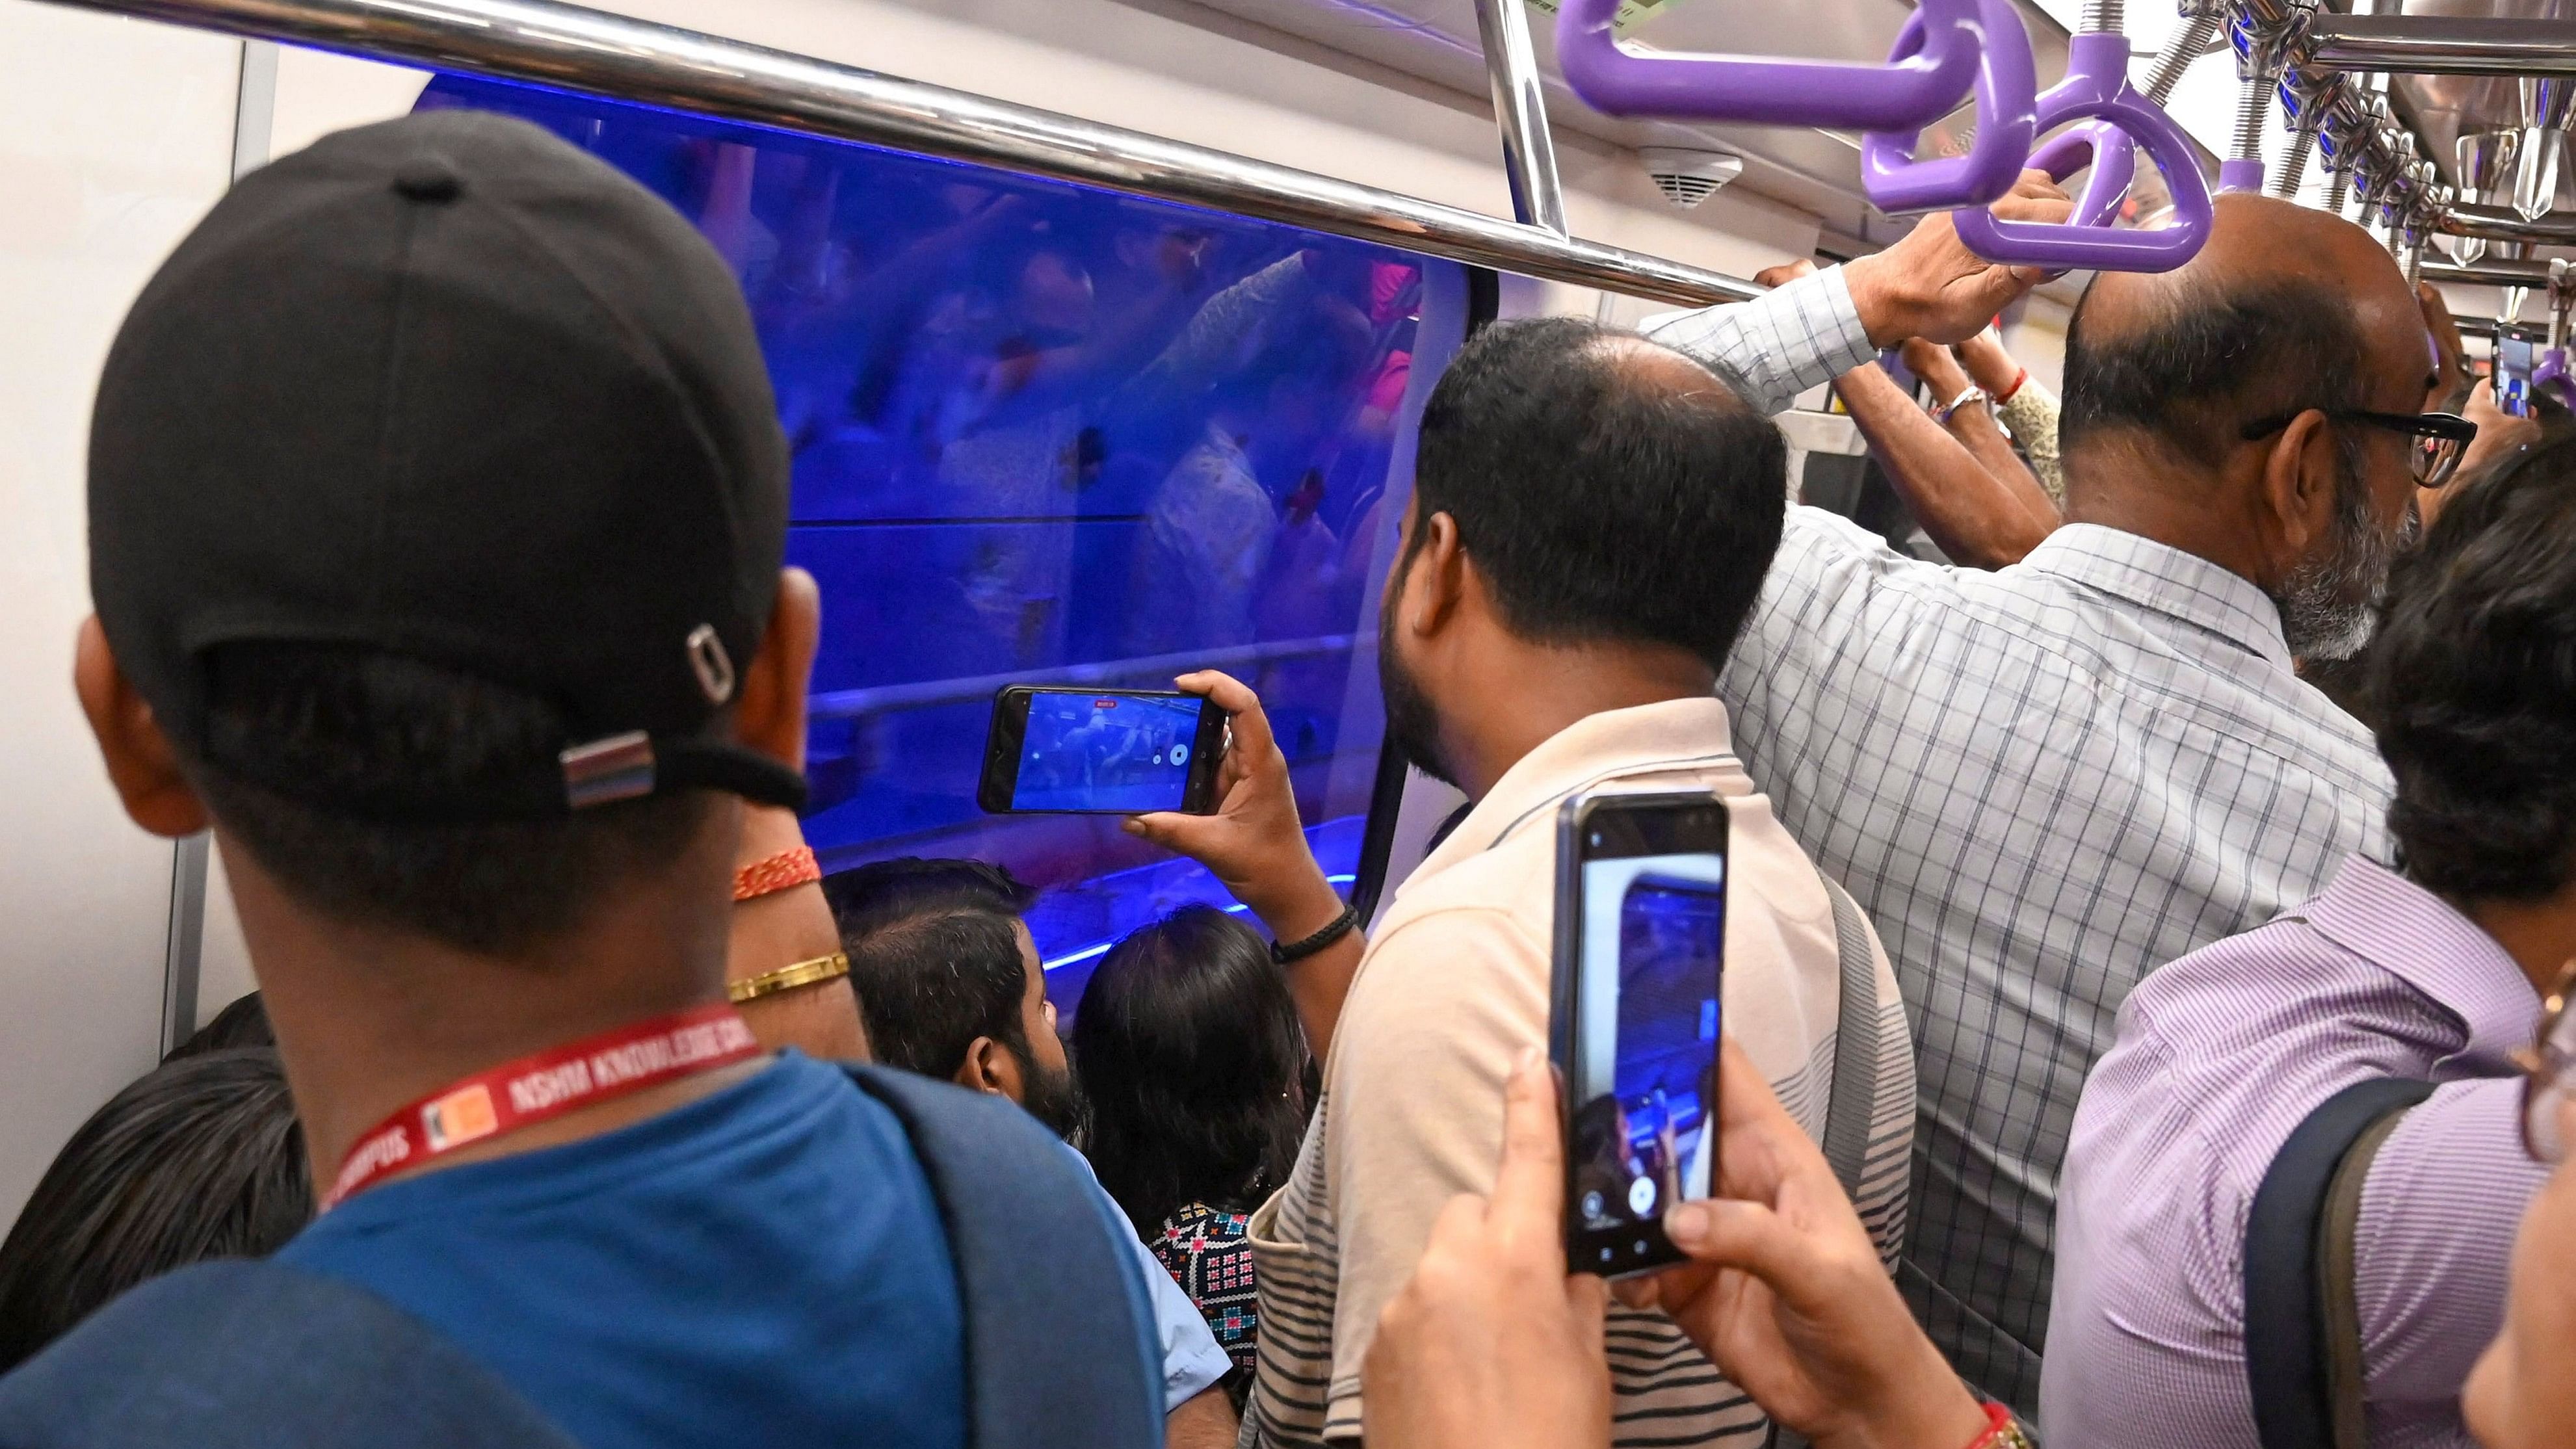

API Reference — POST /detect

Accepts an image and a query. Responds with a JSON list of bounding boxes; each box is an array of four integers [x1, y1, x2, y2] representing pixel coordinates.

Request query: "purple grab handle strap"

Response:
[[1951, 32, 2214, 273], [1555, 0, 1981, 131], [1856, 0, 2038, 213], [2537, 348, 2576, 410]]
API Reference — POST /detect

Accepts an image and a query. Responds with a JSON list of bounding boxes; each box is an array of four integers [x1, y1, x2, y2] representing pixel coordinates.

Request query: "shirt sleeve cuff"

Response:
[[1782, 266, 1880, 387]]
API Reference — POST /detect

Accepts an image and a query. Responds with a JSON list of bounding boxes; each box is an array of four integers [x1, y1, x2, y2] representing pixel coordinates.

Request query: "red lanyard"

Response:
[[323, 1002, 762, 1211]]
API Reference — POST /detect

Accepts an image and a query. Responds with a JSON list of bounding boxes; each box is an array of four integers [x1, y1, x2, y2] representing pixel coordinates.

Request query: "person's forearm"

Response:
[[1238, 865, 1362, 1066], [1945, 408, 2055, 523], [1835, 363, 2053, 568], [1166, 1384, 1242, 1449]]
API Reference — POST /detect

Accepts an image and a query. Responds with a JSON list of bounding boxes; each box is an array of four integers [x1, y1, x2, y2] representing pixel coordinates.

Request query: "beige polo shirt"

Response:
[[1239, 697, 1913, 1448]]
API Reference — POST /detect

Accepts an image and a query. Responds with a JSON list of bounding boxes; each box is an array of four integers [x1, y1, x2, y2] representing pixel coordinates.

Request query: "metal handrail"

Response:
[[809, 635, 1354, 722], [33, 0, 1763, 307], [2305, 14, 2576, 79]]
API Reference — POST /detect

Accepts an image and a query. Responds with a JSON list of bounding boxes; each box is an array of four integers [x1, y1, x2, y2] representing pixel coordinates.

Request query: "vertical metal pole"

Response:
[[162, 38, 280, 1056], [232, 40, 278, 181], [1471, 0, 1570, 236]]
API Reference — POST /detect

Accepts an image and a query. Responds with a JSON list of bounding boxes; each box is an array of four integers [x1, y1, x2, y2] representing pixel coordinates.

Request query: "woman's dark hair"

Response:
[[0, 1048, 310, 1371], [1073, 906, 1308, 1236], [164, 991, 274, 1061], [2369, 429, 2576, 900]]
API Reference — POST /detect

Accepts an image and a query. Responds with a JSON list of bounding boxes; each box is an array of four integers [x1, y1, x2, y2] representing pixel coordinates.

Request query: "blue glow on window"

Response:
[[413, 75, 1468, 994]]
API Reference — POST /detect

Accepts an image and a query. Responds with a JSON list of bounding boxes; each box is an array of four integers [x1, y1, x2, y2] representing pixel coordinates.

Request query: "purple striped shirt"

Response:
[[2041, 855, 2547, 1449]]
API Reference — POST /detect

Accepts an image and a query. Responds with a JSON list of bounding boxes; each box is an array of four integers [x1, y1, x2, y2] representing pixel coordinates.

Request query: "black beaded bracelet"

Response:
[[1271, 902, 1360, 965]]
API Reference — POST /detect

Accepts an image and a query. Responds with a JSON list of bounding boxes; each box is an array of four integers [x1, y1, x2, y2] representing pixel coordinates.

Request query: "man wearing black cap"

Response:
[[14, 111, 1160, 1448]]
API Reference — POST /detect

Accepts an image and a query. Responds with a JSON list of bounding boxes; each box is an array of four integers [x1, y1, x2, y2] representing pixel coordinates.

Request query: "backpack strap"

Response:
[[843, 1063, 1163, 1449], [1816, 866, 1880, 1200], [2243, 1077, 2435, 1449], [0, 1259, 583, 1449]]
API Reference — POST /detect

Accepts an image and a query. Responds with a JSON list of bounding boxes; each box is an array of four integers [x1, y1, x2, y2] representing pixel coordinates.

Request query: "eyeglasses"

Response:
[[2239, 409, 2480, 488], [2516, 959, 2576, 1164]]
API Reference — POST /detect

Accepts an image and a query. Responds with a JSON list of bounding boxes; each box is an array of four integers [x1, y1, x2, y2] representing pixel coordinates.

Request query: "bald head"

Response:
[[2061, 194, 2428, 487]]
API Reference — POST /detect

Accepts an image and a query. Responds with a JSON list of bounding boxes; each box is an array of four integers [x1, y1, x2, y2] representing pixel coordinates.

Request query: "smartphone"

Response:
[[977, 686, 1226, 815], [2501, 334, 2535, 419], [1549, 789, 1730, 1279]]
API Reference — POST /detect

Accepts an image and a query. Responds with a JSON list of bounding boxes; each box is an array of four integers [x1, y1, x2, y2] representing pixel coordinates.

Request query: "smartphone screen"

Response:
[[1553, 792, 1729, 1277], [2501, 335, 2536, 418], [979, 688, 1223, 815]]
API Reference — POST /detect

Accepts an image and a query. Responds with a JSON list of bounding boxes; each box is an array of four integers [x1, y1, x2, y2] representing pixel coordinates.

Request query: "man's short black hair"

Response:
[[1412, 317, 1787, 669], [190, 643, 716, 958], [825, 859, 1039, 1078], [2369, 430, 2576, 900], [2060, 276, 2372, 471]]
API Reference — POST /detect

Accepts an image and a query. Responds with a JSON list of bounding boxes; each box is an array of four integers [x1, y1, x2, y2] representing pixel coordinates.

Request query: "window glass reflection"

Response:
[[415, 77, 1470, 995]]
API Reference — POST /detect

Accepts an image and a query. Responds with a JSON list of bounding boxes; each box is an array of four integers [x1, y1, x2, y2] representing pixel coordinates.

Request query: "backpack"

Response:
[[2242, 1076, 2437, 1449], [0, 1062, 1162, 1449]]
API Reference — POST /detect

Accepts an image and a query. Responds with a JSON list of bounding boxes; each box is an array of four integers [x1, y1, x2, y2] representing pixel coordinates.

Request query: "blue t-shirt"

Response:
[[278, 1052, 964, 1449]]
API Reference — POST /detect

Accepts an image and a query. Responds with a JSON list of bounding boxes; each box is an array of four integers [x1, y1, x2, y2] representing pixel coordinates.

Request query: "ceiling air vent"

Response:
[[1638, 147, 1744, 210]]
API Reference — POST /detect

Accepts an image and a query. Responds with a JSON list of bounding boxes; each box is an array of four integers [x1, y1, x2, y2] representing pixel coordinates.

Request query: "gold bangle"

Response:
[[726, 951, 850, 1005]]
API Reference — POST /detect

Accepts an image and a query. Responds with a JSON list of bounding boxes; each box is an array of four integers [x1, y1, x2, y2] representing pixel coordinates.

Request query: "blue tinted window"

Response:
[[415, 77, 1471, 1000]]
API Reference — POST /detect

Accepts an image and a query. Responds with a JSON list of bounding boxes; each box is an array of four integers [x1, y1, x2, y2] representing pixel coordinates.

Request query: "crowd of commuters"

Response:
[[3, 102, 2574, 1449]]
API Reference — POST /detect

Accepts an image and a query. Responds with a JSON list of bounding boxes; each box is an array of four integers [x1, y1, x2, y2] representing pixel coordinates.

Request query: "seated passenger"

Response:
[[0, 112, 1161, 1448], [1142, 317, 1915, 1448], [1641, 190, 2493, 1409], [1073, 905, 1312, 1402], [2043, 433, 2576, 1448], [0, 1049, 308, 1373], [826, 858, 1242, 1448]]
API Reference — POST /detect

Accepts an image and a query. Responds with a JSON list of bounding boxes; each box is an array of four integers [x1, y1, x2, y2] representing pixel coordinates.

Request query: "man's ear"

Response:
[[1397, 511, 1469, 643], [954, 1036, 1026, 1104], [2255, 410, 2341, 584], [73, 616, 209, 839], [737, 566, 821, 772]]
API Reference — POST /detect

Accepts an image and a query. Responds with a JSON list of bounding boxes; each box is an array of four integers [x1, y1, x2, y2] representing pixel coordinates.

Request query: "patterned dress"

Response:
[[1150, 1203, 1258, 1385]]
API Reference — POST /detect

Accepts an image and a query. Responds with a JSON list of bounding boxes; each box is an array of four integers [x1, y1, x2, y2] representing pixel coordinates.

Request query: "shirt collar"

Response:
[[2300, 855, 2542, 1067], [2019, 524, 2294, 673], [1399, 697, 1741, 895]]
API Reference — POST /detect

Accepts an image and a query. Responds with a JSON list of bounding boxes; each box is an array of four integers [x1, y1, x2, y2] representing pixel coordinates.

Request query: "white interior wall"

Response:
[[0, 0, 247, 1223]]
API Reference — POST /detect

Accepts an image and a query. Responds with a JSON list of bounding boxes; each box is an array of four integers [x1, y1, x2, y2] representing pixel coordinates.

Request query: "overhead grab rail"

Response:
[[29, 0, 1767, 308], [1560, 0, 2213, 271], [2304, 14, 2576, 79]]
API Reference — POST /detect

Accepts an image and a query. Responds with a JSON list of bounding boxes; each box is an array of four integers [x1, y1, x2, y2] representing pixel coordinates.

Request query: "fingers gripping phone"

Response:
[[977, 686, 1227, 815], [1550, 790, 1729, 1279]]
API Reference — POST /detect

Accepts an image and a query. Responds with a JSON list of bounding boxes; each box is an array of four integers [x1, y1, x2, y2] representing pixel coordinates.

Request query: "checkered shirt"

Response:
[[1642, 276, 2399, 1409]]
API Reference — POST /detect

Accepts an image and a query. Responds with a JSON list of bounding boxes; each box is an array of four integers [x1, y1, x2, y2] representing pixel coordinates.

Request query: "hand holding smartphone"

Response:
[[1550, 790, 1730, 1278], [978, 686, 1228, 815]]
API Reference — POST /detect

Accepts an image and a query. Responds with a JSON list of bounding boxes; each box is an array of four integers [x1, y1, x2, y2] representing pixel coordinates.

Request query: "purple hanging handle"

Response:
[[1555, 0, 1981, 131], [2537, 347, 2576, 411], [2029, 121, 2136, 226], [1855, 0, 2039, 213], [1952, 32, 2215, 273]]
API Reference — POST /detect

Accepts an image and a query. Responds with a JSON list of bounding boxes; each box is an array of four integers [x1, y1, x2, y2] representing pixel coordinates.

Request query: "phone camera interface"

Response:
[[1571, 858, 1726, 1238], [1010, 693, 1203, 813]]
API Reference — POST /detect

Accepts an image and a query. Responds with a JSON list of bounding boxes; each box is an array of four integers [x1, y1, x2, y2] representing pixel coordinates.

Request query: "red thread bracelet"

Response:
[[1994, 368, 2029, 405], [1962, 1400, 2028, 1449], [733, 846, 820, 902]]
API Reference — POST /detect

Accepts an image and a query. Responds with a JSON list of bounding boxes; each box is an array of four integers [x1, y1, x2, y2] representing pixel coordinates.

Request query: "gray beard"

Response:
[[2273, 473, 2417, 663]]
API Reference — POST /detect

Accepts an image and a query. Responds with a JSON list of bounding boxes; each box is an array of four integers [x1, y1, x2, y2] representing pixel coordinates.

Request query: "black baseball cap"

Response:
[[88, 110, 805, 821]]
